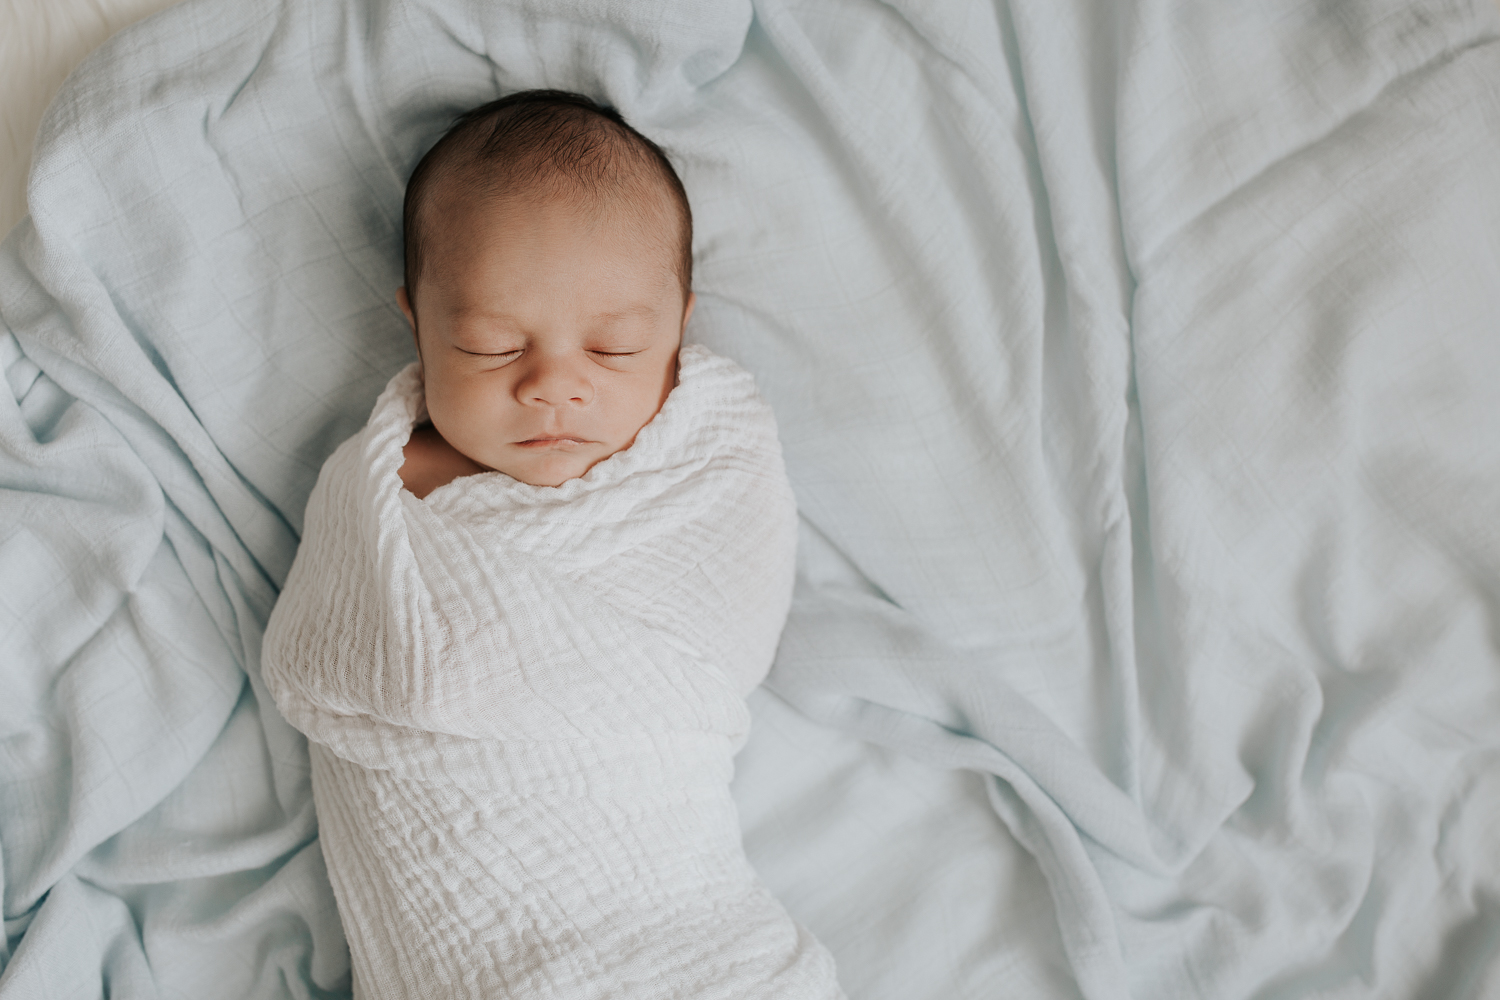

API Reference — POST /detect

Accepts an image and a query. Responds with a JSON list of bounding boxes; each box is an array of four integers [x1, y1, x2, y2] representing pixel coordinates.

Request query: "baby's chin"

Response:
[[488, 446, 612, 488]]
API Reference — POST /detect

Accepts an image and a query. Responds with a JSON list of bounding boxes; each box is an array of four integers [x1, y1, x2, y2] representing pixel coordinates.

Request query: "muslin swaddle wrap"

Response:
[[262, 344, 842, 999]]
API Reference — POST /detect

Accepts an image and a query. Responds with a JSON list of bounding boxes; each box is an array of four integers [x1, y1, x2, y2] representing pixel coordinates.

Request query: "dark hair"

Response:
[[401, 89, 693, 304]]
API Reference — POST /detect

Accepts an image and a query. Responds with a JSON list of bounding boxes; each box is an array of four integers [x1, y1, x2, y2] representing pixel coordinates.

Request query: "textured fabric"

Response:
[[5, 0, 1500, 998], [0, 0, 182, 238], [261, 346, 838, 1000]]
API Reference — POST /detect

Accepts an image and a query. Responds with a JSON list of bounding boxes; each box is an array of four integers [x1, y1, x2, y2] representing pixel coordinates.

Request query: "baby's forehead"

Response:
[[414, 191, 682, 314], [428, 175, 678, 252], [404, 94, 694, 301], [420, 161, 685, 276], [433, 155, 673, 217]]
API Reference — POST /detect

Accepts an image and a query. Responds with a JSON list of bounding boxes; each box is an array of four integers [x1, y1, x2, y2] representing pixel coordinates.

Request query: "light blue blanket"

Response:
[[5, 1, 1500, 997]]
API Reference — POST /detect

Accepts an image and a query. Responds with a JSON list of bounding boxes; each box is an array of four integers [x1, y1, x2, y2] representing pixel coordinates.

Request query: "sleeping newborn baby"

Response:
[[262, 91, 844, 999]]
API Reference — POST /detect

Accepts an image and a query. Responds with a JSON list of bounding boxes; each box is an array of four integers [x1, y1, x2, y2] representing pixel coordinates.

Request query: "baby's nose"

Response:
[[517, 356, 592, 406]]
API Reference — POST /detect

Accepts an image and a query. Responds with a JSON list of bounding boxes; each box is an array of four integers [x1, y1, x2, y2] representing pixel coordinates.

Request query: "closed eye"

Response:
[[458, 348, 522, 358], [591, 350, 643, 357]]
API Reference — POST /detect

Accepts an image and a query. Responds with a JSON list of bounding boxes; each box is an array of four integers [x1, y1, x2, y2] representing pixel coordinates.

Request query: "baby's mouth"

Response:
[[514, 436, 592, 450]]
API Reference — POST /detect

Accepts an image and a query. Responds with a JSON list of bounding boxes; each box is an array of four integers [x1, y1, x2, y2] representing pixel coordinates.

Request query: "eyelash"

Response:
[[459, 349, 642, 358]]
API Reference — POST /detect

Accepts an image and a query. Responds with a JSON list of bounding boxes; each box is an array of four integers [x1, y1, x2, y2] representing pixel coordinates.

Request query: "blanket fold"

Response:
[[262, 345, 840, 999]]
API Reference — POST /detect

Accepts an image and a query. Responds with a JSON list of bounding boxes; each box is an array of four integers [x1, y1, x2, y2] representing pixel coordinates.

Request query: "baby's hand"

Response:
[[399, 423, 488, 499]]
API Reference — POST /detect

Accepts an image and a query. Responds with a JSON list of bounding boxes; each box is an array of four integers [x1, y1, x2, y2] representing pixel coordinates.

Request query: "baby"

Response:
[[392, 90, 692, 497], [262, 91, 844, 1000]]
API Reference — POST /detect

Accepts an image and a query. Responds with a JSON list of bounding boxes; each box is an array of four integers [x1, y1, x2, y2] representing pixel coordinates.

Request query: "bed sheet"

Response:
[[4, 1, 1500, 998]]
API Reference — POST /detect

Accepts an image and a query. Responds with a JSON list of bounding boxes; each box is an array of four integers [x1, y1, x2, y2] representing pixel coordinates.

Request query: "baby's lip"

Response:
[[513, 435, 594, 448]]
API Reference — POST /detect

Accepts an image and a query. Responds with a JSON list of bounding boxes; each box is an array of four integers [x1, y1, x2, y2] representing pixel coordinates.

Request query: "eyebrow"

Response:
[[591, 303, 661, 322], [450, 303, 661, 325]]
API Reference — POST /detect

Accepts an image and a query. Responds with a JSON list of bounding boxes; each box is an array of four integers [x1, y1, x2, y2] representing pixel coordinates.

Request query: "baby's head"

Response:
[[398, 90, 694, 487]]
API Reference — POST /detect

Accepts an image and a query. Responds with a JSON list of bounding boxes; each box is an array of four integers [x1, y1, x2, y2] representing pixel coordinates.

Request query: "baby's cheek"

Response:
[[425, 383, 486, 458]]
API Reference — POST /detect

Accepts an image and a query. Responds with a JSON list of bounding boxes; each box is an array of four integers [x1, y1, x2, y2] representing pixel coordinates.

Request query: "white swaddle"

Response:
[[262, 344, 842, 999]]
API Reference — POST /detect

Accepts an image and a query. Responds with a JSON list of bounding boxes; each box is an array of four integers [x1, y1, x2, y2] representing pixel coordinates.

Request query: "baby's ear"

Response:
[[681, 291, 696, 333], [396, 287, 415, 329]]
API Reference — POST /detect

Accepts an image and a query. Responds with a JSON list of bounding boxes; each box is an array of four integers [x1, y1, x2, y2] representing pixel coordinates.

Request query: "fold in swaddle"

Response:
[[262, 344, 842, 999]]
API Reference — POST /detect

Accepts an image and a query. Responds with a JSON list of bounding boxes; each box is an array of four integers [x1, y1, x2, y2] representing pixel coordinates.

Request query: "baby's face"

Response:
[[400, 191, 692, 488]]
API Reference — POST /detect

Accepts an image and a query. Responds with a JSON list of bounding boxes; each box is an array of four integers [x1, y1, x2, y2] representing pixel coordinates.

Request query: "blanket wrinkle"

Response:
[[263, 345, 843, 999], [7, 0, 1500, 996]]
